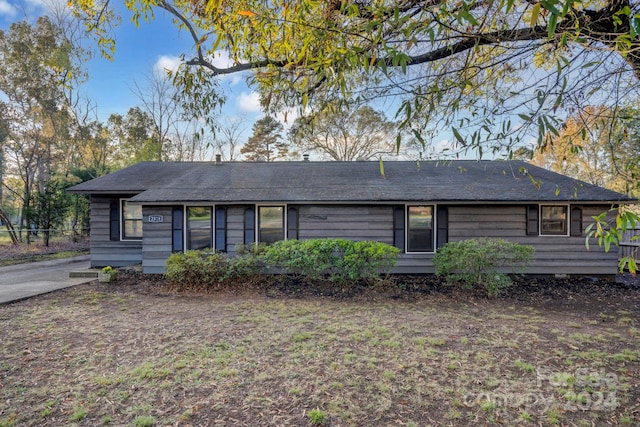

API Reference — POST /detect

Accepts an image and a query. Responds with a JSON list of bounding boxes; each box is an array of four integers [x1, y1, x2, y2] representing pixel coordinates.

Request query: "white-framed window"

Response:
[[121, 199, 142, 240], [186, 206, 212, 250], [540, 205, 569, 236], [406, 205, 435, 252]]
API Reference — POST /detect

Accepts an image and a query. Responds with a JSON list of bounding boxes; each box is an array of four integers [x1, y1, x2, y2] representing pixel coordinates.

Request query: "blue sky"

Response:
[[0, 0, 265, 127], [0, 0, 463, 158]]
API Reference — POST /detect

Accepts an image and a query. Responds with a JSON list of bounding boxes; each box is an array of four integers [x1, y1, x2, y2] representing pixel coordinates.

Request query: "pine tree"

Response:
[[240, 116, 288, 162]]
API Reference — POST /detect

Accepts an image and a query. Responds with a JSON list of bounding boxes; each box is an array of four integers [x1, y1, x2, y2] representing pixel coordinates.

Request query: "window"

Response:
[[187, 207, 212, 250], [121, 200, 142, 240], [541, 205, 568, 235], [258, 206, 285, 244], [407, 205, 434, 252]]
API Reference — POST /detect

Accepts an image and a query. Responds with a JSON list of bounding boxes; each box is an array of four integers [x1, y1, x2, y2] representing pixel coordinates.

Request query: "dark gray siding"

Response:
[[89, 196, 142, 268], [105, 201, 619, 276], [142, 206, 173, 274], [296, 205, 432, 274], [447, 205, 618, 275], [298, 205, 394, 243]]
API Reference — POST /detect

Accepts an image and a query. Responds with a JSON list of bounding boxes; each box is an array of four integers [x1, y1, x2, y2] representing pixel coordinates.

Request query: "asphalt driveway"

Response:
[[0, 256, 92, 304]]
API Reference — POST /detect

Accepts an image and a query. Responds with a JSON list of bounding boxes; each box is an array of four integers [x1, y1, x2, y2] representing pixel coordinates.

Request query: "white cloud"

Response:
[[208, 50, 245, 86], [209, 50, 234, 69], [154, 55, 182, 75], [25, 0, 48, 8], [26, 0, 66, 16], [0, 0, 17, 17], [237, 91, 262, 113], [227, 75, 243, 86]]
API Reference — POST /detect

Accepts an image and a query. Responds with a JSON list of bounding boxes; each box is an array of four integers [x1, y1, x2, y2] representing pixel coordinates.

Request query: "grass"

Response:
[[0, 238, 89, 267], [0, 283, 638, 426]]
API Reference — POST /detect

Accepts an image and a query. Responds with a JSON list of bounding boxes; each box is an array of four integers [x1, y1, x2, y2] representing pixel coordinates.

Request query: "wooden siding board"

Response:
[[142, 206, 173, 274], [446, 204, 618, 275], [89, 196, 143, 267], [298, 205, 394, 243], [88, 198, 620, 275]]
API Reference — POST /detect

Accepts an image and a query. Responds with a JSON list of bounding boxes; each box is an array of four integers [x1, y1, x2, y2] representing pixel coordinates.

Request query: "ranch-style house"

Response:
[[67, 159, 634, 275]]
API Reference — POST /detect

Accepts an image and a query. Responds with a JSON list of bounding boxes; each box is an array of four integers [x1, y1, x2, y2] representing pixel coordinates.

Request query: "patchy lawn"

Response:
[[0, 239, 89, 267], [0, 274, 639, 426]]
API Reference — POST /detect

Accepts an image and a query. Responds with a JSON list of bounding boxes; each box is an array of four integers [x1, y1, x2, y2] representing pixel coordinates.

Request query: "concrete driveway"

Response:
[[0, 256, 92, 304]]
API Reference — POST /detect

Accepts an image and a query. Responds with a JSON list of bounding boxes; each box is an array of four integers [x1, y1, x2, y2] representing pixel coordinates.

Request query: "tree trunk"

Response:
[[0, 207, 18, 245]]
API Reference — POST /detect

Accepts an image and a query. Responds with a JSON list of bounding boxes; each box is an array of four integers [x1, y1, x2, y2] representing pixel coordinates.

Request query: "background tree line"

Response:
[[0, 8, 411, 246], [3, 0, 640, 246]]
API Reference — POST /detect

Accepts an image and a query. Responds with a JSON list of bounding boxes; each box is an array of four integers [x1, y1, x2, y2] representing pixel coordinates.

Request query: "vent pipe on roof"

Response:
[[303, 154, 309, 161], [215, 154, 222, 165]]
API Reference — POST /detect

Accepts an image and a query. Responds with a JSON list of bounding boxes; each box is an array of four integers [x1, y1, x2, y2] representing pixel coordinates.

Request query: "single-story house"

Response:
[[67, 159, 635, 275]]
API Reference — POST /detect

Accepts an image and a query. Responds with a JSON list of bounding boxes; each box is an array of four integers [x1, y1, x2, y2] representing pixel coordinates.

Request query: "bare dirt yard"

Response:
[[1, 272, 639, 426]]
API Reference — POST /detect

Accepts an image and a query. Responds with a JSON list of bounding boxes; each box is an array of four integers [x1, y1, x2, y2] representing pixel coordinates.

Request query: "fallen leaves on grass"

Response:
[[0, 275, 639, 426]]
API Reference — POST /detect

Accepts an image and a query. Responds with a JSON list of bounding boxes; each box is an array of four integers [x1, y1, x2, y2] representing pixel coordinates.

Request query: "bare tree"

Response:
[[213, 116, 248, 161], [132, 68, 223, 161], [73, 0, 640, 156], [290, 106, 399, 161]]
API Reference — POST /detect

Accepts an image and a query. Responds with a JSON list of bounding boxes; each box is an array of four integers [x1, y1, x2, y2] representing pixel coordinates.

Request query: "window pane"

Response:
[[123, 203, 142, 220], [541, 206, 567, 235], [187, 207, 212, 250], [259, 206, 284, 244], [123, 219, 142, 239], [122, 201, 142, 239], [408, 206, 433, 252]]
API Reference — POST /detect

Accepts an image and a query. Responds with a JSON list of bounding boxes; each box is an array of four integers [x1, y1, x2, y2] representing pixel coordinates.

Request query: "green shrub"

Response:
[[164, 249, 261, 290], [433, 238, 534, 297], [226, 251, 262, 280], [165, 239, 399, 290], [260, 238, 400, 283], [164, 250, 227, 290]]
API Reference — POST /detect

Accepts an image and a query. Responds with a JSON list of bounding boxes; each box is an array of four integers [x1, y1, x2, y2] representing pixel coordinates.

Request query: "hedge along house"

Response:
[[67, 160, 634, 275]]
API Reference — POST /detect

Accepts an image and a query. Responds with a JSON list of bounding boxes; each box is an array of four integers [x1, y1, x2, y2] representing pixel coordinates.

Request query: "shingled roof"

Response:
[[67, 160, 634, 204]]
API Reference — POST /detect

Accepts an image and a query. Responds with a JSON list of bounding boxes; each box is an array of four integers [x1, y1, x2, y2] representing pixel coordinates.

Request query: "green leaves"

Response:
[[260, 238, 400, 283], [530, 3, 541, 26], [585, 207, 639, 274], [631, 14, 640, 39], [452, 127, 466, 146], [69, 0, 640, 160], [547, 13, 558, 37], [458, 9, 479, 26], [434, 238, 534, 297], [540, 0, 561, 17]]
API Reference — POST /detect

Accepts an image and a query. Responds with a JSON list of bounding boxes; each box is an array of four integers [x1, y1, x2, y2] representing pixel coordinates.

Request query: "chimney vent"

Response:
[[215, 154, 222, 165], [303, 154, 309, 161]]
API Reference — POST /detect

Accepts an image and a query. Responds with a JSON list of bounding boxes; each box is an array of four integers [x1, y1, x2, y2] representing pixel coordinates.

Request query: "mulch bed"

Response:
[[113, 267, 640, 313]]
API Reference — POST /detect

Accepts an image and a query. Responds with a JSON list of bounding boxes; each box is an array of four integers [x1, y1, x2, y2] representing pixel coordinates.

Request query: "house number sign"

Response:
[[148, 215, 164, 223]]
